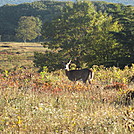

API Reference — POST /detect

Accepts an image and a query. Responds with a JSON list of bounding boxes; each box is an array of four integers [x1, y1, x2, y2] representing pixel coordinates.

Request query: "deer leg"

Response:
[[89, 80, 91, 84], [83, 80, 87, 84]]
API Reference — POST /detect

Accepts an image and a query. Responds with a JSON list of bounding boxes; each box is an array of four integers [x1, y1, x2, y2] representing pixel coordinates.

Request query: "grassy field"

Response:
[[0, 42, 46, 71], [0, 42, 133, 133]]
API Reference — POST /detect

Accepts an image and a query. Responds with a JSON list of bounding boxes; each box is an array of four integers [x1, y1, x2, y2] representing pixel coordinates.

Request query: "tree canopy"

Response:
[[40, 1, 123, 71], [0, 0, 133, 69], [0, 1, 66, 41], [16, 16, 42, 42]]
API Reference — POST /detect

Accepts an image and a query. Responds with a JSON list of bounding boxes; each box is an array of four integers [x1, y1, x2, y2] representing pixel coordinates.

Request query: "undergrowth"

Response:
[[0, 65, 133, 133]]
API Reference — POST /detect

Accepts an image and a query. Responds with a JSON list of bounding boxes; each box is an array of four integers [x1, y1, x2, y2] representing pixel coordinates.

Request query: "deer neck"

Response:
[[65, 64, 70, 71], [65, 66, 70, 77]]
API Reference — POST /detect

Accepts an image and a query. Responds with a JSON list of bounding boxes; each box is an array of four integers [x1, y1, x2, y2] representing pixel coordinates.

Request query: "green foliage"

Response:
[[41, 1, 123, 69], [0, 0, 134, 68], [116, 7, 134, 66], [89, 2, 134, 67], [34, 51, 64, 72], [93, 64, 134, 84], [0, 1, 66, 41], [99, 3, 134, 66], [16, 16, 42, 42]]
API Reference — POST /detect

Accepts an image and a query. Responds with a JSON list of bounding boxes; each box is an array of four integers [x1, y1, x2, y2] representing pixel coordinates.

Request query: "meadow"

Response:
[[0, 42, 133, 133]]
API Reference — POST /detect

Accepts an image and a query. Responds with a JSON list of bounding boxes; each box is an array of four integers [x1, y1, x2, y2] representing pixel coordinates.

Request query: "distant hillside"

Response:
[[0, 0, 38, 6], [0, 0, 134, 6], [0, 0, 133, 41], [0, 0, 67, 41]]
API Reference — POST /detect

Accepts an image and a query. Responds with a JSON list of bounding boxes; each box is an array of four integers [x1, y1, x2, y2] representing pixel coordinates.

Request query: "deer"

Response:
[[62, 60, 94, 84]]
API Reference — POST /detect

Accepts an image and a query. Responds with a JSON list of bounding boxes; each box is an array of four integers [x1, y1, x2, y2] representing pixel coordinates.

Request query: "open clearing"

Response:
[[0, 42, 46, 54], [0, 42, 47, 70]]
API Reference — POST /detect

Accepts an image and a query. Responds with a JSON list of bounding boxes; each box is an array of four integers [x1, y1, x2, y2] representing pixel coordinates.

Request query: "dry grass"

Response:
[[0, 66, 133, 133], [0, 42, 133, 133], [0, 87, 133, 134], [0, 42, 46, 52], [0, 42, 47, 71]]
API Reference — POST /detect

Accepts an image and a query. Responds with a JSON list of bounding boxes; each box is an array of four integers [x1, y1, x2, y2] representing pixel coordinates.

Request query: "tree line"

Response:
[[34, 1, 134, 70], [0, 0, 66, 41], [0, 0, 133, 69], [0, 1, 134, 42]]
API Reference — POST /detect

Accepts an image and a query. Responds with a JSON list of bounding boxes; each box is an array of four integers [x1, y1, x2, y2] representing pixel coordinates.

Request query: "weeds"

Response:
[[0, 63, 134, 133], [0, 43, 133, 133]]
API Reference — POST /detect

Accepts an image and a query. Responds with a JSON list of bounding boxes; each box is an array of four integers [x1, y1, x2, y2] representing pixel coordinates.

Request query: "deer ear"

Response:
[[68, 60, 72, 64]]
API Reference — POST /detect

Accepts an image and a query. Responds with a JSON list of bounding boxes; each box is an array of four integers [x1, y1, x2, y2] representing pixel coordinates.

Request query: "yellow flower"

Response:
[[17, 116, 22, 125], [39, 107, 43, 111]]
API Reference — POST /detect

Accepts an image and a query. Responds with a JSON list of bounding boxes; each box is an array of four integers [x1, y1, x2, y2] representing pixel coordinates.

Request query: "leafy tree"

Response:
[[84, 14, 122, 66], [16, 16, 42, 42], [106, 4, 134, 66], [119, 6, 134, 66], [34, 51, 64, 72], [40, 1, 122, 71], [0, 1, 67, 41]]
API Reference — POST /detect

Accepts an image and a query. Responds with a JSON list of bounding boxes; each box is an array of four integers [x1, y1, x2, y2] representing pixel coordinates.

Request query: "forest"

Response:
[[0, 0, 134, 68], [0, 0, 134, 41], [35, 1, 134, 69]]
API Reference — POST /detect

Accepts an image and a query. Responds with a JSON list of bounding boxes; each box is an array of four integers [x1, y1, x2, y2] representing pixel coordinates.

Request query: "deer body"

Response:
[[63, 60, 94, 84]]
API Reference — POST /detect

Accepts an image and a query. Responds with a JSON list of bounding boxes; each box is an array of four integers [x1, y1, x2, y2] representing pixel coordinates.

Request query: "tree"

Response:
[[40, 1, 122, 71], [118, 6, 134, 66], [16, 16, 42, 42], [106, 4, 134, 67]]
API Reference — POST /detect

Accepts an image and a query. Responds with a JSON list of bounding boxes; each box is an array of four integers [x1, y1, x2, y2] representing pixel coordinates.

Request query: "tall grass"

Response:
[[0, 65, 133, 133]]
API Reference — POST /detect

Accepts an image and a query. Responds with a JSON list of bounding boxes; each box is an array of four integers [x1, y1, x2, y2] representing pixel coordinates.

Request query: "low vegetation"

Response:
[[0, 42, 46, 71], [0, 44, 133, 133]]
